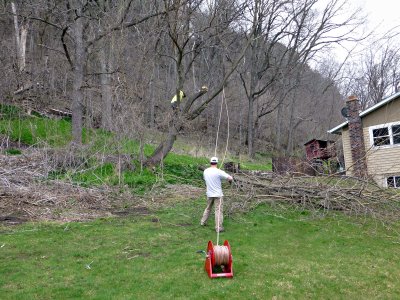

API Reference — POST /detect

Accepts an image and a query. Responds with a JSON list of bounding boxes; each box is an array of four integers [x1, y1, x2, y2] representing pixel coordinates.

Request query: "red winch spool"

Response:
[[204, 240, 233, 278]]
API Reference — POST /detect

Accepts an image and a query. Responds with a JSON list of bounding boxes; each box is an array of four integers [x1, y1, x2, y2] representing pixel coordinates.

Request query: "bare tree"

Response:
[[11, 2, 28, 73], [0, 0, 367, 160], [240, 0, 365, 157], [21, 0, 172, 144], [144, 0, 250, 166], [346, 38, 400, 109], [69, 0, 85, 145]]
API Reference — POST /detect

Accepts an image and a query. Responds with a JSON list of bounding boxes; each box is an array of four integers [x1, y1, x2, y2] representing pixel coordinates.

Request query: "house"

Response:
[[328, 93, 400, 187], [304, 139, 336, 161]]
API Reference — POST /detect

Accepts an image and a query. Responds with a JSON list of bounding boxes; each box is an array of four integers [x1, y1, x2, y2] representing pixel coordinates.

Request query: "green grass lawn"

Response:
[[1, 201, 400, 299]]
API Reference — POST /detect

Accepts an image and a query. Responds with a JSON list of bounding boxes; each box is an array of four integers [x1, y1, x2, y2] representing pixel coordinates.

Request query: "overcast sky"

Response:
[[358, 0, 400, 32], [323, 0, 400, 62]]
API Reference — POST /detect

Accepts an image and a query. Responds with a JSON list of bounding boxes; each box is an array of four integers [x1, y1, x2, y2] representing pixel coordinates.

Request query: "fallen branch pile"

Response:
[[2, 148, 400, 224], [0, 150, 141, 223], [225, 172, 400, 222]]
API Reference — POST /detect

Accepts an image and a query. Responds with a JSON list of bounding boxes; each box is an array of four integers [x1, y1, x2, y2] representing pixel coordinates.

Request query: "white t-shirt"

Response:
[[203, 167, 231, 197]]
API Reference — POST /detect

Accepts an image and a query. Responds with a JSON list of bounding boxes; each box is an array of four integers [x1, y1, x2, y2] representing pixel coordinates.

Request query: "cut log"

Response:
[[47, 108, 72, 117]]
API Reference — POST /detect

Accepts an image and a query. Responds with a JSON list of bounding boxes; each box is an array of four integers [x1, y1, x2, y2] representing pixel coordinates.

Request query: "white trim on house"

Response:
[[328, 121, 348, 134], [328, 91, 400, 134], [368, 121, 400, 149], [360, 92, 400, 117]]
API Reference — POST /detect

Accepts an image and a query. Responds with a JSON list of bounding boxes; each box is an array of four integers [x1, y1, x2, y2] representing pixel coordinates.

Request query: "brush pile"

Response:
[[226, 172, 400, 222], [1, 147, 400, 224], [0, 149, 141, 224]]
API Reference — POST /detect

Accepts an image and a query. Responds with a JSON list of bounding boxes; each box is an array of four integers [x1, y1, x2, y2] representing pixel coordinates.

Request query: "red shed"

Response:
[[304, 139, 336, 161]]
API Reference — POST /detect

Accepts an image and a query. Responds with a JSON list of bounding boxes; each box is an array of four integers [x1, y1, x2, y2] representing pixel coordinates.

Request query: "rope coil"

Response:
[[213, 245, 230, 266], [205, 240, 233, 278]]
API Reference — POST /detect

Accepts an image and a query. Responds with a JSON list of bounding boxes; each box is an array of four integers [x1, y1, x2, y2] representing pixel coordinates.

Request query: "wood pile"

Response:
[[225, 172, 400, 222]]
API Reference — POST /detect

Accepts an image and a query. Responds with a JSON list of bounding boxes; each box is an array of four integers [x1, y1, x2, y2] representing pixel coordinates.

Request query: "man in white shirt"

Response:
[[201, 157, 233, 232]]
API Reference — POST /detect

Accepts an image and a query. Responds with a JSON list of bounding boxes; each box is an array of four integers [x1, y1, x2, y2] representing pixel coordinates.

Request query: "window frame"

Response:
[[369, 121, 400, 149], [386, 175, 400, 188]]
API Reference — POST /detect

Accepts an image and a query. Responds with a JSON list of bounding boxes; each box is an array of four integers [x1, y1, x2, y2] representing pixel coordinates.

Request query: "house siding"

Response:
[[342, 127, 354, 176], [362, 98, 400, 127], [341, 99, 400, 184], [363, 127, 400, 186]]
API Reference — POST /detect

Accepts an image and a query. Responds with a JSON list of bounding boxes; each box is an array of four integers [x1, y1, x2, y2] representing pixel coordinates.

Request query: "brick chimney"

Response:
[[346, 95, 368, 177]]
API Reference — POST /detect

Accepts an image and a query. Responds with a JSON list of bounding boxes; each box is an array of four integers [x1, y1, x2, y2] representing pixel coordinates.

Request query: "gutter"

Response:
[[327, 91, 400, 135]]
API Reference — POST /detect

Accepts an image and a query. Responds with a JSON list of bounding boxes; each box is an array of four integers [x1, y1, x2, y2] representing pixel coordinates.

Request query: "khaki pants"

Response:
[[201, 197, 224, 231]]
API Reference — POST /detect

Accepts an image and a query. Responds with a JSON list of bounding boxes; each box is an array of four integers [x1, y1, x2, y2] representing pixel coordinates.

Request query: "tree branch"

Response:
[[185, 31, 255, 120], [61, 26, 73, 69]]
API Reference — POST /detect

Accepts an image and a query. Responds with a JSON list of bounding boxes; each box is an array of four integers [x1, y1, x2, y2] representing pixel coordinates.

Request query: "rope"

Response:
[[214, 245, 230, 266], [214, 88, 230, 246], [214, 87, 230, 163], [205, 88, 233, 266], [216, 197, 222, 245], [214, 90, 225, 157], [220, 88, 229, 167]]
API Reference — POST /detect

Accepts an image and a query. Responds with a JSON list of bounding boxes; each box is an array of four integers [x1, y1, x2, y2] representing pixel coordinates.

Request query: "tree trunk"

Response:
[[148, 62, 157, 128], [247, 96, 255, 157], [11, 2, 25, 72], [247, 2, 261, 159], [19, 25, 28, 72], [238, 103, 243, 155], [100, 43, 113, 131], [72, 13, 84, 145], [275, 102, 283, 152], [285, 96, 296, 155], [145, 124, 179, 166], [11, 2, 28, 75], [148, 78, 155, 128]]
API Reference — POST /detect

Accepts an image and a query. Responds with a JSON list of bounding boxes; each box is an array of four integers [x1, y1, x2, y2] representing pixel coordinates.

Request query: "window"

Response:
[[370, 122, 400, 147], [372, 127, 390, 146], [393, 125, 400, 144], [387, 176, 400, 188]]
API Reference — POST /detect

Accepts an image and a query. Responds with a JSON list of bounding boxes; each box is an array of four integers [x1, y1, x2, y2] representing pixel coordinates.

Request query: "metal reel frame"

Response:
[[204, 240, 233, 278]]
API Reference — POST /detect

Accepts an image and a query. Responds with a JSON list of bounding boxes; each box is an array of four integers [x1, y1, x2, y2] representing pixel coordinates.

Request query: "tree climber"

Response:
[[171, 90, 186, 110]]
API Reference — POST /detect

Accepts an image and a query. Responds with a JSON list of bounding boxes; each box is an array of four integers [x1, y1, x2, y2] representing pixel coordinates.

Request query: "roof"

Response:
[[304, 139, 334, 146], [328, 91, 400, 134]]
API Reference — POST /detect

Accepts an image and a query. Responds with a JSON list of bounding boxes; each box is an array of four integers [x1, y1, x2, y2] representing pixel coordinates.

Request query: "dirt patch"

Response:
[[0, 134, 31, 150], [146, 183, 203, 208], [0, 186, 136, 224], [113, 206, 150, 217], [176, 223, 192, 227], [0, 215, 28, 225]]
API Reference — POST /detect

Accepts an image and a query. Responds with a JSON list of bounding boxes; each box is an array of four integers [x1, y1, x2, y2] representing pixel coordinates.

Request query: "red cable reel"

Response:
[[204, 240, 233, 278]]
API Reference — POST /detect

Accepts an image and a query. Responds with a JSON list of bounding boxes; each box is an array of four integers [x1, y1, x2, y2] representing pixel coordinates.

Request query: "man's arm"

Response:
[[219, 170, 233, 182]]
